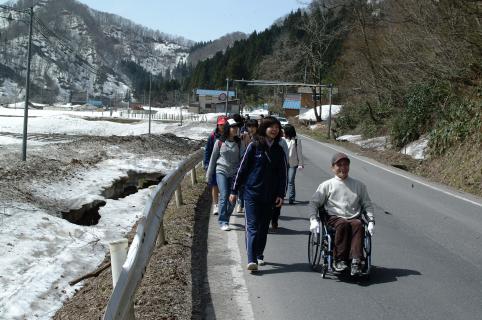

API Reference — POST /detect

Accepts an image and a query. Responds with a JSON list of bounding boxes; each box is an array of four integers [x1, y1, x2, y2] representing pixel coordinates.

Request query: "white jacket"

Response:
[[284, 137, 303, 167]]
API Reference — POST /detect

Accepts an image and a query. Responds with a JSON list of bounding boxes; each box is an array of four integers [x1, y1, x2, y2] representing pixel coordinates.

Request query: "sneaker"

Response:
[[333, 260, 348, 272], [257, 259, 266, 266], [247, 262, 258, 271], [212, 204, 218, 215], [350, 259, 362, 276], [271, 221, 278, 231], [220, 224, 231, 231]]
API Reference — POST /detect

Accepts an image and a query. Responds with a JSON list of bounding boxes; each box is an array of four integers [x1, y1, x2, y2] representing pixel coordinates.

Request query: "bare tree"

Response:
[[299, 0, 351, 122]]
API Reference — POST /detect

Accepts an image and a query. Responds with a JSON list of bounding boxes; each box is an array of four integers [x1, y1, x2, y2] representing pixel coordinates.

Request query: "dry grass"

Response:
[[54, 170, 211, 320], [297, 124, 482, 198]]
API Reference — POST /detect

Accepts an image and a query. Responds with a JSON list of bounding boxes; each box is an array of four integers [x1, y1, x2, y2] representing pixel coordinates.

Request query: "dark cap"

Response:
[[331, 152, 350, 166], [226, 118, 241, 127]]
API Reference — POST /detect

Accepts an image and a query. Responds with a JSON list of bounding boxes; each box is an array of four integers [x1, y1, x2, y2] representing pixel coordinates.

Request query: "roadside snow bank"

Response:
[[401, 137, 429, 160], [336, 134, 428, 159], [337, 135, 389, 151]]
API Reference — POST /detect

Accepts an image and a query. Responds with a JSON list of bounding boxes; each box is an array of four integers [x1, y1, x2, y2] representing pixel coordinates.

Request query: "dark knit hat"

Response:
[[331, 152, 350, 165]]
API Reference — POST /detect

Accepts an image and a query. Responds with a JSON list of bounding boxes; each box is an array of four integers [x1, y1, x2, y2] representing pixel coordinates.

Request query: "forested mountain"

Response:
[[0, 0, 193, 104], [189, 0, 481, 151], [188, 32, 247, 66]]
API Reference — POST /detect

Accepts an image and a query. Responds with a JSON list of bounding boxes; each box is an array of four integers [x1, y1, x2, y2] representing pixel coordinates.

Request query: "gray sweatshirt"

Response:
[[206, 139, 240, 180], [308, 176, 375, 222]]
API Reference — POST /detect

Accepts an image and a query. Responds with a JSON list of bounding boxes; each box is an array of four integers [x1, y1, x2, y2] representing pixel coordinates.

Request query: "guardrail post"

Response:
[[175, 186, 183, 207], [191, 168, 197, 185], [109, 239, 128, 287], [156, 221, 166, 247], [109, 239, 135, 320]]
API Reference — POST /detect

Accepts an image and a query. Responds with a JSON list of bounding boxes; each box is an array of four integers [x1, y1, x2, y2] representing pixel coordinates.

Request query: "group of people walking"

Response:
[[204, 114, 375, 275], [204, 114, 304, 271]]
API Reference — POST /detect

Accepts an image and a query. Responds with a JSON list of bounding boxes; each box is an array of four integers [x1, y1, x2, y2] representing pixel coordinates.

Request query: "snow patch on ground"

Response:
[[299, 105, 343, 121], [0, 106, 212, 319], [401, 137, 428, 160], [337, 134, 428, 159], [337, 135, 389, 151]]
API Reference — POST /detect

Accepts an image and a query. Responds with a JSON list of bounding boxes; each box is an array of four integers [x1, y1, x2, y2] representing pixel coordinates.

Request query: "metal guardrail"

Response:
[[103, 149, 204, 320]]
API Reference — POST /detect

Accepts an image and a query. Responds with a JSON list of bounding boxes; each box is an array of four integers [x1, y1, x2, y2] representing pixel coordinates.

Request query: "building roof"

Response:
[[283, 94, 301, 110], [196, 89, 236, 97]]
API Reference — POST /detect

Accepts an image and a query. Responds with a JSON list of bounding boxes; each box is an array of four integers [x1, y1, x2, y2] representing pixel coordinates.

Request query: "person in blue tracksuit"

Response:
[[229, 116, 287, 272]]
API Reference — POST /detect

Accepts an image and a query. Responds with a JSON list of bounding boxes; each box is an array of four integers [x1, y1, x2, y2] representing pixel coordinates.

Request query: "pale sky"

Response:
[[76, 0, 307, 42]]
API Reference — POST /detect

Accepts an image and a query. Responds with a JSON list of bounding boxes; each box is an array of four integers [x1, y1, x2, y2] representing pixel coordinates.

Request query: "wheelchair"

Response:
[[308, 209, 372, 278]]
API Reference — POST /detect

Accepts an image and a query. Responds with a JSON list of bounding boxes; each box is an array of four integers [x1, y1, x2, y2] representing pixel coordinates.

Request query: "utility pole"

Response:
[[148, 74, 152, 135], [21, 6, 34, 161], [225, 78, 229, 116], [179, 91, 183, 126], [327, 84, 333, 139]]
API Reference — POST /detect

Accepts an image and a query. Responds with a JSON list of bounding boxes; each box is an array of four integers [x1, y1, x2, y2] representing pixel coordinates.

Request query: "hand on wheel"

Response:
[[368, 222, 375, 236]]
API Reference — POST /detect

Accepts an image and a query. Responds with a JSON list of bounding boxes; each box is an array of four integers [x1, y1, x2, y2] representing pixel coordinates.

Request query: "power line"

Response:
[[32, 16, 119, 81]]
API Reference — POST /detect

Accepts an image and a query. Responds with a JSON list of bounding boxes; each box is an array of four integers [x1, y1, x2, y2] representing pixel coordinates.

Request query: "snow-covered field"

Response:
[[0, 105, 215, 319], [0, 104, 216, 139]]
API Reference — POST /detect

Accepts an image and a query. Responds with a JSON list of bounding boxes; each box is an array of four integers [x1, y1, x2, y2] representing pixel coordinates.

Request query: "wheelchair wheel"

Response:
[[363, 231, 372, 274], [308, 230, 321, 270]]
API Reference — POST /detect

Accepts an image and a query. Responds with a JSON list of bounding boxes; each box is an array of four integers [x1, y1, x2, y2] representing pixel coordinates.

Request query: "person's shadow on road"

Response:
[[248, 262, 312, 276], [334, 265, 422, 286], [270, 227, 309, 235], [249, 264, 421, 285]]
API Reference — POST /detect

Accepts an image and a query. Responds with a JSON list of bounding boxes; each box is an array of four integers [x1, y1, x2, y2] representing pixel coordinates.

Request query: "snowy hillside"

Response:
[[0, 0, 192, 104]]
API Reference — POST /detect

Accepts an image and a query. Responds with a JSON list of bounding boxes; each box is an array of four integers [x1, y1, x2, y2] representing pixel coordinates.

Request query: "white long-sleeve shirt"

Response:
[[309, 176, 375, 221], [284, 137, 304, 167]]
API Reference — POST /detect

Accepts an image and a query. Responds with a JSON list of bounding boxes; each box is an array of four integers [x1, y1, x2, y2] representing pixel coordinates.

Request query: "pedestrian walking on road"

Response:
[[308, 152, 375, 276], [206, 118, 241, 231], [236, 119, 259, 213], [204, 115, 228, 215], [270, 129, 289, 231], [283, 124, 304, 204], [230, 116, 287, 272]]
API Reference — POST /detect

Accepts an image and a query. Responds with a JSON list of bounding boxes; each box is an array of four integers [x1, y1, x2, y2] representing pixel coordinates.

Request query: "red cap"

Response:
[[217, 116, 228, 125]]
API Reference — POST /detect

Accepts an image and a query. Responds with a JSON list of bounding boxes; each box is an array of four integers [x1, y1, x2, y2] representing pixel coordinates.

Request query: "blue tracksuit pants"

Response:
[[244, 196, 272, 264]]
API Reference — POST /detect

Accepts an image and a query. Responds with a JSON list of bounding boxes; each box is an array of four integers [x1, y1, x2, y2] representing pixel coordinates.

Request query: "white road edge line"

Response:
[[301, 134, 482, 208], [227, 227, 255, 320]]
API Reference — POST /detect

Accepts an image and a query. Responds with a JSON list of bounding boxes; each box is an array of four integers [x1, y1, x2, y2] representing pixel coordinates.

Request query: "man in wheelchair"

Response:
[[308, 152, 375, 276]]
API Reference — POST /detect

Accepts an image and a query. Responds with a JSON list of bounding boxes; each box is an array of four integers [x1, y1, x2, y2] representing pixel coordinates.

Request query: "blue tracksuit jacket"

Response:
[[204, 130, 221, 169], [232, 141, 287, 203]]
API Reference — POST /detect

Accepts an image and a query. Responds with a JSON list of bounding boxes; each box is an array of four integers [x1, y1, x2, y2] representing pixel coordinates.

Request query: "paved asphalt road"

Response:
[[226, 136, 482, 320]]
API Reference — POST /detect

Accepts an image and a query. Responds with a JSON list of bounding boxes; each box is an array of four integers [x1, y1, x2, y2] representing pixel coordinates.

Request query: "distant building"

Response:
[[297, 87, 320, 109], [86, 99, 103, 108], [189, 89, 240, 114], [282, 94, 302, 118]]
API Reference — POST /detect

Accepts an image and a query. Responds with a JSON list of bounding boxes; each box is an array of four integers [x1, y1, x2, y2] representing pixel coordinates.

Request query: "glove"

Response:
[[309, 216, 319, 232], [368, 222, 375, 236], [298, 165, 304, 170]]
